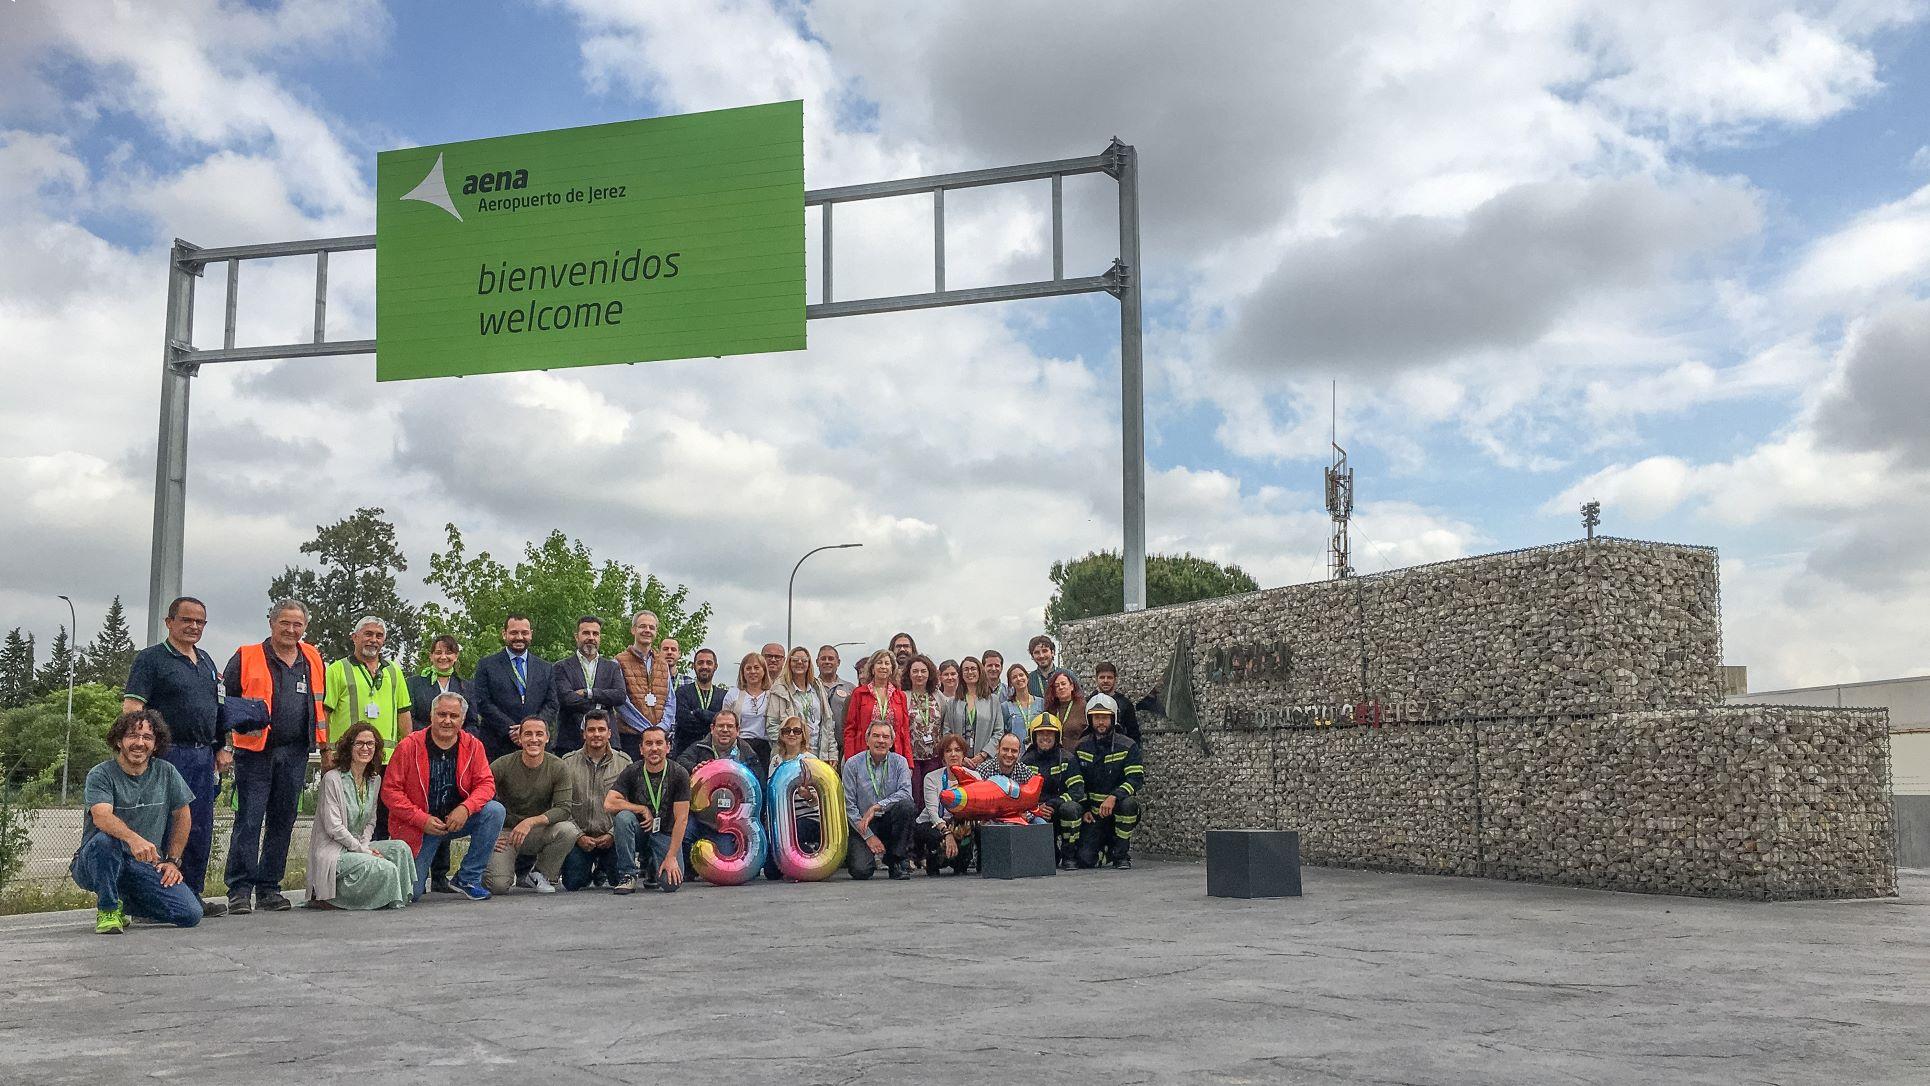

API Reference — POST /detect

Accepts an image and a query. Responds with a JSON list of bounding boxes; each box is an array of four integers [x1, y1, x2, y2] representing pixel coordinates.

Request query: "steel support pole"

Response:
[[146, 241, 199, 645], [1116, 144, 1147, 613]]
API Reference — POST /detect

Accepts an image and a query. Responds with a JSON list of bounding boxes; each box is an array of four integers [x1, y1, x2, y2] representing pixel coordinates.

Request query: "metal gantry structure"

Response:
[[146, 140, 1146, 642]]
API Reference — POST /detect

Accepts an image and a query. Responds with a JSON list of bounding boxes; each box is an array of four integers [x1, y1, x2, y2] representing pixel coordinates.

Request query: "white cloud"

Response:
[[1581, 4, 1896, 136], [1784, 182, 1930, 312]]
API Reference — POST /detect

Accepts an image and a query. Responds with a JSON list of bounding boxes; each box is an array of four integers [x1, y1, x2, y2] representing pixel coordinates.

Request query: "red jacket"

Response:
[[843, 683, 911, 763], [380, 727, 497, 855]]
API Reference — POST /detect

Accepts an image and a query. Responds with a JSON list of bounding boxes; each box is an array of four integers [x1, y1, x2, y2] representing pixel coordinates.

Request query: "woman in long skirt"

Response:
[[308, 722, 414, 910]]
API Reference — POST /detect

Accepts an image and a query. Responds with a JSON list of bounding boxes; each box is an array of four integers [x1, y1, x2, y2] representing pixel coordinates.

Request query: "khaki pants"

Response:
[[482, 820, 581, 892]]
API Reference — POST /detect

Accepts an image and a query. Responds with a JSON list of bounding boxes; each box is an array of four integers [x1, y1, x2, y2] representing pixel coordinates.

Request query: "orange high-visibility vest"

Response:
[[234, 641, 327, 751]]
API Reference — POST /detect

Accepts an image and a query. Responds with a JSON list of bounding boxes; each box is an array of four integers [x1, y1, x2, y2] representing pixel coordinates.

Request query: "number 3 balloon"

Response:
[[689, 759, 767, 885]]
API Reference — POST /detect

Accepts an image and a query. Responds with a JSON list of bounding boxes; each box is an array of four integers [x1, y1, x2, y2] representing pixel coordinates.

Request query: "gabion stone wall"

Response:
[[1061, 538, 1723, 719], [1062, 539, 1898, 900], [1130, 707, 1894, 900]]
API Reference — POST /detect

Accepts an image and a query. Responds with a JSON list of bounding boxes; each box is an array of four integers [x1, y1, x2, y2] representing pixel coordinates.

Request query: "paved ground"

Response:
[[1, 861, 1925, 1085]]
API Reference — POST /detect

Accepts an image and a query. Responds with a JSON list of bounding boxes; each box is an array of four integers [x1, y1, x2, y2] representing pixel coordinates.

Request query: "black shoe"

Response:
[[201, 898, 229, 918], [226, 893, 252, 916], [1114, 855, 1133, 871], [257, 890, 293, 912], [887, 862, 909, 880], [430, 876, 457, 895]]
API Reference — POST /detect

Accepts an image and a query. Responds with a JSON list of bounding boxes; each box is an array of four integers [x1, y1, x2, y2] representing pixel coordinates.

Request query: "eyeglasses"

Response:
[[173, 618, 207, 626], [352, 740, 379, 749], [780, 727, 803, 736]]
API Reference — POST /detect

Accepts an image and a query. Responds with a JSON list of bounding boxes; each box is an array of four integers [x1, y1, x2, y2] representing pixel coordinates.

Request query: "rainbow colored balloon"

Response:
[[689, 758, 767, 886], [939, 765, 1045, 821], [766, 755, 847, 881]]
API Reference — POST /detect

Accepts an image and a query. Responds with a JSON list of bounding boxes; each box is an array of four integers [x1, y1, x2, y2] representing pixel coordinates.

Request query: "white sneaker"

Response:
[[529, 871, 556, 894], [514, 872, 537, 890]]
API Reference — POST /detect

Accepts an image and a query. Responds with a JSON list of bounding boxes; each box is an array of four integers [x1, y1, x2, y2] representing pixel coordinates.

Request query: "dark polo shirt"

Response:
[[126, 640, 225, 748]]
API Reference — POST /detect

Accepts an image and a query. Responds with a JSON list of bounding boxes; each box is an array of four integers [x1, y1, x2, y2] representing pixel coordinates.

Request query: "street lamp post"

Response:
[[57, 594, 76, 806], [787, 544, 863, 651]]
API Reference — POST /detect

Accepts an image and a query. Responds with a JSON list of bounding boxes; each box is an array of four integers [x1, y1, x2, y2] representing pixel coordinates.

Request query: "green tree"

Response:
[[268, 507, 420, 661], [0, 775, 30, 890], [0, 683, 119, 800], [1045, 550, 1261, 631], [32, 626, 77, 700], [419, 525, 711, 676], [0, 629, 34, 709], [81, 595, 138, 689]]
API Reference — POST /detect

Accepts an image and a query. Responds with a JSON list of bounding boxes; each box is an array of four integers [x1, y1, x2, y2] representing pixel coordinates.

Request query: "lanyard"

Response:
[[867, 757, 888, 799], [966, 698, 977, 730], [641, 765, 664, 812], [695, 685, 715, 711], [871, 685, 891, 722], [509, 653, 527, 696], [345, 661, 387, 729]]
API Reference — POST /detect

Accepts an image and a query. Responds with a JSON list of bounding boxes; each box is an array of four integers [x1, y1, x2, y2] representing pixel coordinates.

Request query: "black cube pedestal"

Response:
[[978, 822, 1056, 879], [1206, 829, 1302, 898]]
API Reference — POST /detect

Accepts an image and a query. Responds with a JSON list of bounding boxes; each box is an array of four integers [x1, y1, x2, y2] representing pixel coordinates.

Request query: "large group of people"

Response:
[[76, 597, 1149, 933]]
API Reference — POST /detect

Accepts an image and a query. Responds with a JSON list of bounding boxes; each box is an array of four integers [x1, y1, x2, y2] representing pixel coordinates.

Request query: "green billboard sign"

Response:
[[375, 101, 805, 382]]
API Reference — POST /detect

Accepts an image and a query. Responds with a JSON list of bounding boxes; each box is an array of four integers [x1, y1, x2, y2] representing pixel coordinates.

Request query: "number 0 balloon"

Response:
[[766, 755, 847, 881], [689, 759, 767, 885]]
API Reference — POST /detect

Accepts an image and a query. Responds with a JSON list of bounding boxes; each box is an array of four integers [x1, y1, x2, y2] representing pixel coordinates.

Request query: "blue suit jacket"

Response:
[[471, 650, 559, 749]]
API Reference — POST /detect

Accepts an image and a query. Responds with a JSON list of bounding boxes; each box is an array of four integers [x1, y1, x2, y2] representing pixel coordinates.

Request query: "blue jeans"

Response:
[[224, 744, 307, 897], [412, 800, 505, 897], [612, 810, 680, 892], [561, 842, 618, 890], [157, 744, 217, 895], [70, 835, 202, 926]]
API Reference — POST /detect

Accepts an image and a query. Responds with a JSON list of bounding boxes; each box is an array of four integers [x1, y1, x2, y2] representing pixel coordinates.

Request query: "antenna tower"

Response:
[[1324, 382, 1355, 579]]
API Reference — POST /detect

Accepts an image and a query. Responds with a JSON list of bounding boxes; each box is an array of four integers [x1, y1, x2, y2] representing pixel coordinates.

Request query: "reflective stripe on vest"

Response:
[[235, 641, 327, 752]]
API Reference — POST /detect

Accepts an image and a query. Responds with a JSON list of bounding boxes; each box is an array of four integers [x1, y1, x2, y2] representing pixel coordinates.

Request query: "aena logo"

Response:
[[461, 169, 528, 194], [401, 154, 534, 223], [399, 152, 463, 222]]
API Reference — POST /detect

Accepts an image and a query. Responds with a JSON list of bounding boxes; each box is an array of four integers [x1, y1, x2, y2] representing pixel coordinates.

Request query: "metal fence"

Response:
[[12, 808, 315, 889]]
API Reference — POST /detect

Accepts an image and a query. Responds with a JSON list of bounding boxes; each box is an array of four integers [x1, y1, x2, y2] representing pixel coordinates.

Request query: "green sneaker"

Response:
[[94, 906, 127, 935]]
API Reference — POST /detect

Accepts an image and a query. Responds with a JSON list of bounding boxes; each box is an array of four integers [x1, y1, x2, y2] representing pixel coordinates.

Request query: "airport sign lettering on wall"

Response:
[[375, 101, 805, 382]]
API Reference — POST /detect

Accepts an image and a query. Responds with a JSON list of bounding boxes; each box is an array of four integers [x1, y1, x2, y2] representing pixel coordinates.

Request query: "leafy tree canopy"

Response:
[[267, 507, 420, 661], [0, 682, 120, 799], [419, 525, 711, 677], [32, 626, 76, 700], [1045, 550, 1260, 631], [80, 596, 137, 689], [0, 629, 35, 710]]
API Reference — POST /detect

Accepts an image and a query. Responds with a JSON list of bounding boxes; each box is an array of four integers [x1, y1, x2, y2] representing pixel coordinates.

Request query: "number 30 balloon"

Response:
[[766, 755, 847, 881], [689, 759, 767, 885]]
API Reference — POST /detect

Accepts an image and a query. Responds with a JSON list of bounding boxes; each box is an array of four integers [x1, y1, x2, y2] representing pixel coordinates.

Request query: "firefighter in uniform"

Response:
[[1074, 694, 1142, 870], [1022, 712, 1086, 869]]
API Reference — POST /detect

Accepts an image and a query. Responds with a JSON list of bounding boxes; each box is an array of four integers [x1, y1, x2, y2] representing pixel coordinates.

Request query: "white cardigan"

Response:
[[308, 769, 379, 901]]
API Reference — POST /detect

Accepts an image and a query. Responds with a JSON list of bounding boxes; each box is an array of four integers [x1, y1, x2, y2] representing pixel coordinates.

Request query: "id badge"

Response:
[[644, 693, 657, 707], [648, 816, 660, 834], [365, 703, 381, 720], [296, 680, 308, 694]]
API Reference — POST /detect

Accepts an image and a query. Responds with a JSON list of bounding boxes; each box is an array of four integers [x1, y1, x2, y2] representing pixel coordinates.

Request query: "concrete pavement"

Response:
[[1, 860, 1925, 1085]]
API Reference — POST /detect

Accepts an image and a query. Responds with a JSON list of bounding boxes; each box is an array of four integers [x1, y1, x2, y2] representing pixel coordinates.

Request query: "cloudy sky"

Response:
[[3, 0, 1929, 690]]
